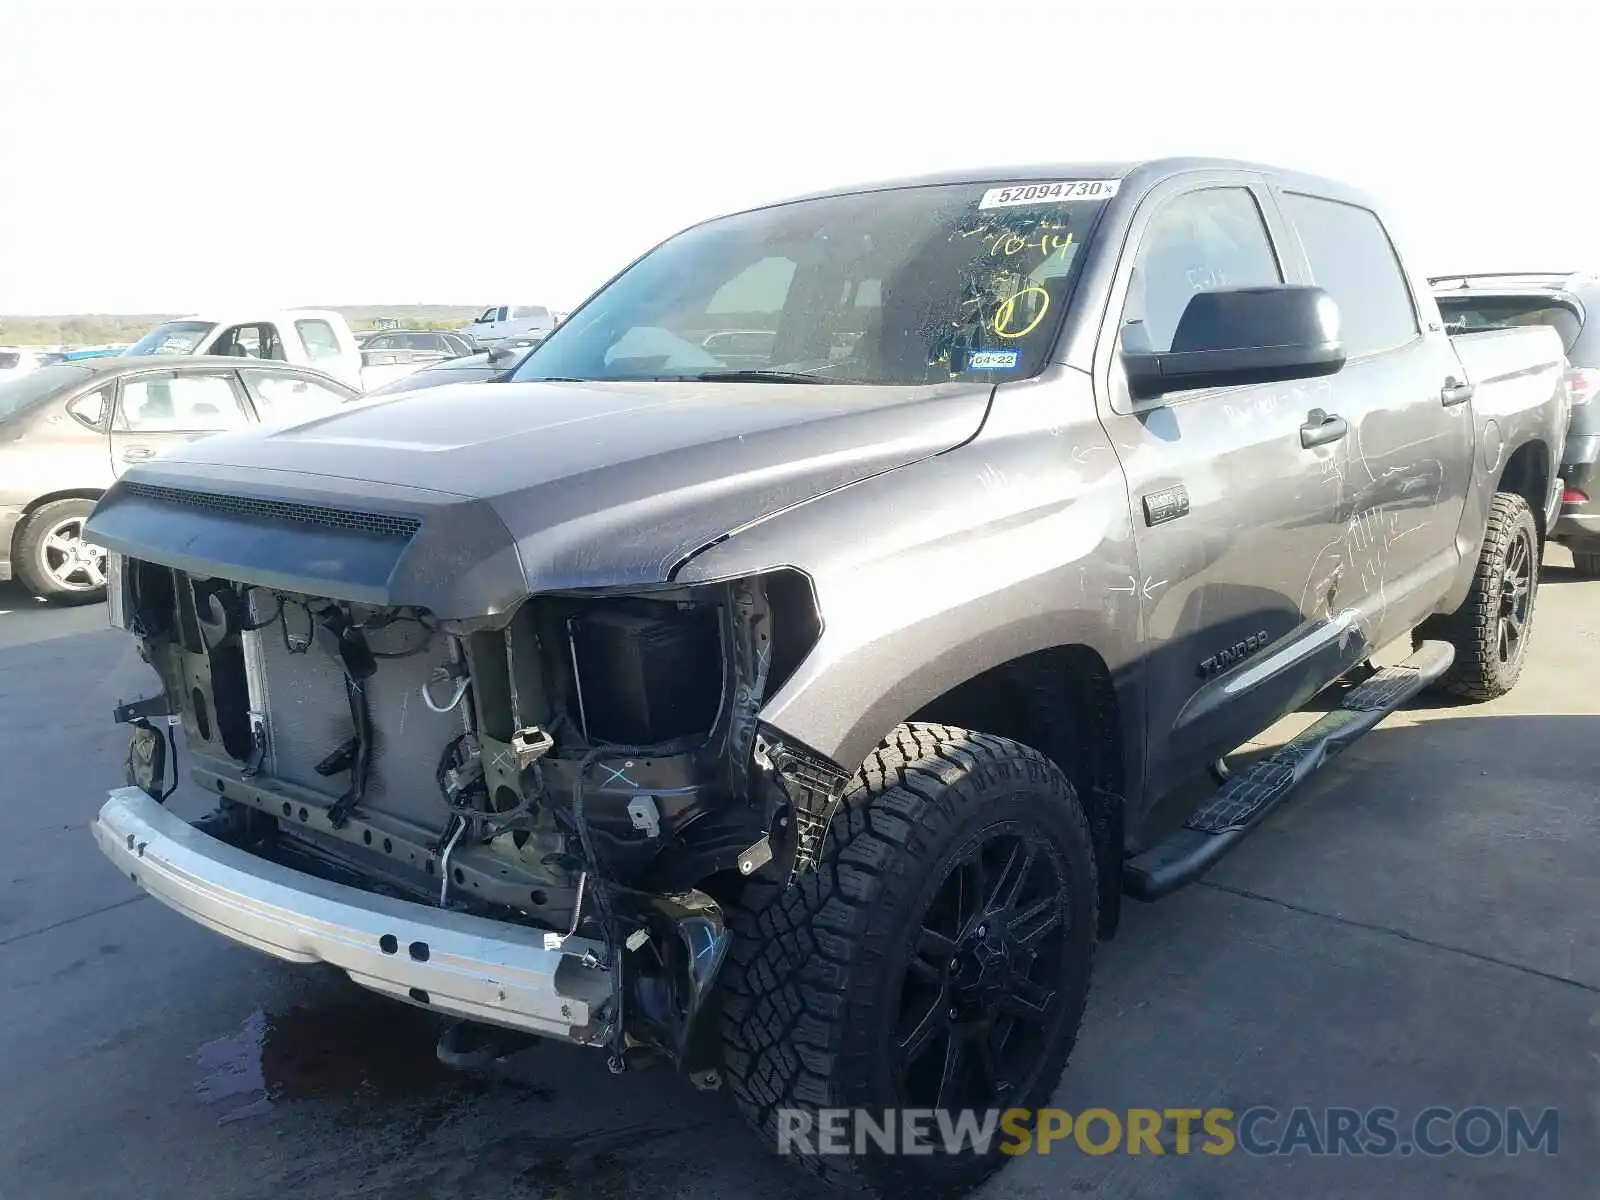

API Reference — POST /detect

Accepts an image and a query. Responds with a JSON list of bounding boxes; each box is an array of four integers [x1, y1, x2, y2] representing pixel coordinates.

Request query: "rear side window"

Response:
[[295, 319, 344, 364], [67, 387, 111, 429], [1434, 295, 1582, 355], [1283, 193, 1419, 358]]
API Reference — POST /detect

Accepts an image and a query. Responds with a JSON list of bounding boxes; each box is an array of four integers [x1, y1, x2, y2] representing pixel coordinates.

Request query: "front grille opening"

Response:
[[123, 482, 422, 540]]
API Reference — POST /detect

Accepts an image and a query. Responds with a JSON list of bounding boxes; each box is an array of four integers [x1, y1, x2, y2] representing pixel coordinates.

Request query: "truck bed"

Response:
[[1448, 324, 1566, 394]]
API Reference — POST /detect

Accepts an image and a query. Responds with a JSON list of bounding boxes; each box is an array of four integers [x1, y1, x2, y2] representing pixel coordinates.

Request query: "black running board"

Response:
[[1124, 640, 1454, 901]]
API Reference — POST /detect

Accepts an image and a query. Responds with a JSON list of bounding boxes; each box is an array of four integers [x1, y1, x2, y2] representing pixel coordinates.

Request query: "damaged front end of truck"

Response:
[[95, 516, 848, 1076]]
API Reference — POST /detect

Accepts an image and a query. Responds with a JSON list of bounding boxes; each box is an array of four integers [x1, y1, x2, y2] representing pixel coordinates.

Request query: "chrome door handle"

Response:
[[122, 447, 155, 462], [1300, 408, 1348, 449], [1441, 377, 1475, 406]]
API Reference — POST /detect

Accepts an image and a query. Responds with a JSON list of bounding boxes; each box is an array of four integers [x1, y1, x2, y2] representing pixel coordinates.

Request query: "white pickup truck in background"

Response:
[[457, 304, 564, 348], [120, 310, 425, 392]]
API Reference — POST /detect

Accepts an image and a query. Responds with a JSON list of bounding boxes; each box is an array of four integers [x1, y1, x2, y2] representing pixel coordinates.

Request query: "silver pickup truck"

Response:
[[85, 158, 1568, 1199]]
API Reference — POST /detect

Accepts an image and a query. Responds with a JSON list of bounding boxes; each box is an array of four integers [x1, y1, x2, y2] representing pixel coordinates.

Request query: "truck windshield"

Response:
[[125, 321, 215, 357], [512, 180, 1115, 387]]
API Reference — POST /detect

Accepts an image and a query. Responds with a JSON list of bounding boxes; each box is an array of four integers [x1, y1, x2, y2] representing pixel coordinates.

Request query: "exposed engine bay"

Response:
[[110, 556, 847, 1069]]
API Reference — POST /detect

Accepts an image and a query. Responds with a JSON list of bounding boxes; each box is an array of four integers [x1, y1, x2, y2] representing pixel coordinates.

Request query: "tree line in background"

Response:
[[0, 306, 482, 346]]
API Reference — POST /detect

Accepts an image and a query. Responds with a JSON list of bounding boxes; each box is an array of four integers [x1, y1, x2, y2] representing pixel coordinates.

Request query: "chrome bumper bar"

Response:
[[93, 788, 612, 1042]]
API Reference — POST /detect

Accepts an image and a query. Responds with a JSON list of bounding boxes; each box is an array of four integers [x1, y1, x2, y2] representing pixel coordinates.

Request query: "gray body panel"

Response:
[[88, 158, 1569, 831]]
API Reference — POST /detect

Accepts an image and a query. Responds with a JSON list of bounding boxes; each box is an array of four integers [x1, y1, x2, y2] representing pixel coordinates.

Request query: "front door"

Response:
[[1274, 190, 1475, 651], [108, 369, 252, 477], [1092, 174, 1361, 801]]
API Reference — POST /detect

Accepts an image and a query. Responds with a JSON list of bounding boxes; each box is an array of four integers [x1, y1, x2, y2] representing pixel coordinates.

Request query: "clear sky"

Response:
[[0, 0, 1589, 314]]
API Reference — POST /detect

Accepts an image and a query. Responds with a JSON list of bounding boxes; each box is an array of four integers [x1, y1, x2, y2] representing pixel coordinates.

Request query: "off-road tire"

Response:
[[1571, 550, 1600, 578], [1416, 491, 1540, 701], [720, 723, 1098, 1199], [13, 498, 106, 605]]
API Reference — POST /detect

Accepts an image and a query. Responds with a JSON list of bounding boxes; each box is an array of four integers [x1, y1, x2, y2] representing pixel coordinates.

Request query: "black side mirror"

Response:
[[1122, 284, 1345, 401]]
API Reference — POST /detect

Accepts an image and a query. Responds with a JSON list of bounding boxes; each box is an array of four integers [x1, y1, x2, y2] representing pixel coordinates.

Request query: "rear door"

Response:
[[1276, 191, 1474, 650], [1093, 172, 1359, 798], [108, 367, 252, 476], [292, 315, 362, 386]]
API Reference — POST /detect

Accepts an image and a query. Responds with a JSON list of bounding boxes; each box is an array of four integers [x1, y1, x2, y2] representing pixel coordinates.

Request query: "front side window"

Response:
[[125, 320, 215, 357], [1121, 187, 1283, 355], [295, 318, 344, 363], [242, 370, 352, 420], [1283, 193, 1419, 359], [212, 323, 287, 361], [117, 374, 245, 432], [513, 180, 1114, 387]]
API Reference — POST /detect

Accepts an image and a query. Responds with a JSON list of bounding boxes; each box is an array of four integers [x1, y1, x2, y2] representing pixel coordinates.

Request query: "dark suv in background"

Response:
[[1433, 272, 1600, 574]]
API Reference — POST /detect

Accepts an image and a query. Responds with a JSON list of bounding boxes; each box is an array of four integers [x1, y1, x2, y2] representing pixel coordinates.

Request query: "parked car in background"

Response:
[[0, 356, 357, 602], [363, 341, 537, 396], [357, 329, 475, 369], [86, 158, 1567, 1199], [123, 309, 364, 389], [1432, 272, 1599, 574], [458, 304, 559, 347], [0, 348, 56, 377], [62, 345, 129, 361]]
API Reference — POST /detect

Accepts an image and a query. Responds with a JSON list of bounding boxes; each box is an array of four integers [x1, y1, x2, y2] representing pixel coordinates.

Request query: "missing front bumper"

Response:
[[92, 787, 613, 1044]]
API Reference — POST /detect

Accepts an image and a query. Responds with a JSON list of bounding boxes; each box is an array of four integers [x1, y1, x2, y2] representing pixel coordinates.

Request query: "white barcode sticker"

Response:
[[978, 180, 1121, 210], [969, 350, 1021, 370]]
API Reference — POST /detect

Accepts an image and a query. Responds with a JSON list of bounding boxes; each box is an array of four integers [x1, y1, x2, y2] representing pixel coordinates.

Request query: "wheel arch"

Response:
[[12, 489, 106, 559], [906, 643, 1129, 939], [1495, 437, 1552, 540]]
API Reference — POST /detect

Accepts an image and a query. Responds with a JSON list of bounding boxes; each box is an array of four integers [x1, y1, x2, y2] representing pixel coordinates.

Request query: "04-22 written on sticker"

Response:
[[978, 180, 1121, 210], [969, 350, 1021, 370]]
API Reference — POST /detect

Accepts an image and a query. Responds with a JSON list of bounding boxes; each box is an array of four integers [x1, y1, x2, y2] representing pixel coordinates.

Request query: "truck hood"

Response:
[[86, 378, 991, 617]]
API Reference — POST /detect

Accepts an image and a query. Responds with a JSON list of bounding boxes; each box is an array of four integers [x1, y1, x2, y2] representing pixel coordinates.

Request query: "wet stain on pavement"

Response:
[[516, 1125, 694, 1200], [195, 998, 545, 1124]]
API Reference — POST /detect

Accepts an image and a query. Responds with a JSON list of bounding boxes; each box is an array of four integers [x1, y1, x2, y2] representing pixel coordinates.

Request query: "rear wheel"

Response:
[[1416, 491, 1540, 701], [14, 499, 107, 604], [720, 723, 1097, 1199]]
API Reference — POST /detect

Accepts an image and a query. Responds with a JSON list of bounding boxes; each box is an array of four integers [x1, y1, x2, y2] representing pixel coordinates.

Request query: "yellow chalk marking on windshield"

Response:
[[994, 287, 1051, 339]]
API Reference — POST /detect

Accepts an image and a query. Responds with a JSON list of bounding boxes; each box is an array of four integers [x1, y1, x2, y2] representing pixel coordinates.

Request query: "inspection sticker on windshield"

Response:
[[978, 180, 1120, 209], [969, 350, 1021, 370]]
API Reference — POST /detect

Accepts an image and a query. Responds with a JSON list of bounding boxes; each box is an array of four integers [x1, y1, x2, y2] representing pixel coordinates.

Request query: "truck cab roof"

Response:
[[769, 156, 1383, 213]]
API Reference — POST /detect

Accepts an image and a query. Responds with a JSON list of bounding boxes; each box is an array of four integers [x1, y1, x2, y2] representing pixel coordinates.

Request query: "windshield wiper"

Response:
[[691, 369, 846, 384]]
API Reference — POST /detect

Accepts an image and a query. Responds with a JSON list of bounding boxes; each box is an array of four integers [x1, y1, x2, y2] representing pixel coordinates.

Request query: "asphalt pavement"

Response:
[[0, 557, 1595, 1200]]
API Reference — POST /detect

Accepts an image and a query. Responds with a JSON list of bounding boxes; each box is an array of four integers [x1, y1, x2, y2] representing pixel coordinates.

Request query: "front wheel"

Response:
[[720, 723, 1098, 1199], [13, 498, 108, 604], [1416, 491, 1540, 701]]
